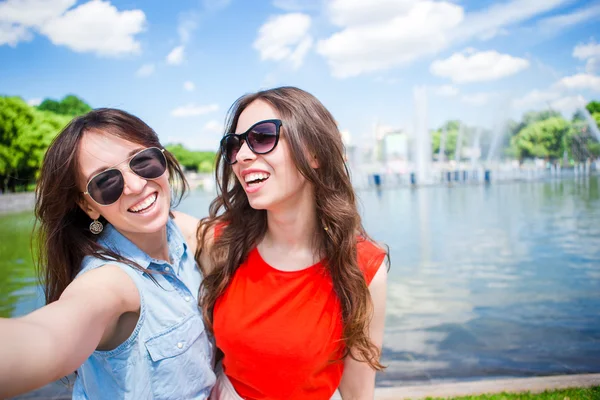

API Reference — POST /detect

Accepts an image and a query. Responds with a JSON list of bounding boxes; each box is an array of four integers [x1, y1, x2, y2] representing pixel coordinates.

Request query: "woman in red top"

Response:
[[198, 86, 388, 400]]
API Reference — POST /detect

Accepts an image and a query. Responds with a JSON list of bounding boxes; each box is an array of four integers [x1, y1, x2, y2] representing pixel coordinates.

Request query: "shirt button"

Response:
[[184, 296, 191, 302], [164, 266, 170, 272], [177, 342, 183, 349]]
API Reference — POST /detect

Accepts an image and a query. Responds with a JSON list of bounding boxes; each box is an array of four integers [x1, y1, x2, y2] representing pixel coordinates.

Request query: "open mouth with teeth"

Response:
[[244, 172, 270, 187], [128, 192, 158, 213]]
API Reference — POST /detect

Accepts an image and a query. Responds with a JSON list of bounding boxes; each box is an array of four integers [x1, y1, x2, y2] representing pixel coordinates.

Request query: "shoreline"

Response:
[[13, 373, 600, 399], [0, 192, 35, 215], [2, 172, 598, 216], [372, 373, 600, 399]]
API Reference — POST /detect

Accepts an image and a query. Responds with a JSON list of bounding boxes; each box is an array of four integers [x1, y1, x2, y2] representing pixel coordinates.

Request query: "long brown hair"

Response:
[[35, 108, 188, 304], [198, 86, 386, 370]]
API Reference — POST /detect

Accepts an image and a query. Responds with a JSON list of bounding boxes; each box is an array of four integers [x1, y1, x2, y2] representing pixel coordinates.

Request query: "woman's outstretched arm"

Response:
[[338, 262, 388, 400], [0, 265, 139, 398]]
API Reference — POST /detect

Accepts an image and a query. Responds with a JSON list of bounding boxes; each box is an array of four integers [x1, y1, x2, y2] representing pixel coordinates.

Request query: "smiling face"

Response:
[[77, 130, 171, 235], [231, 100, 314, 211]]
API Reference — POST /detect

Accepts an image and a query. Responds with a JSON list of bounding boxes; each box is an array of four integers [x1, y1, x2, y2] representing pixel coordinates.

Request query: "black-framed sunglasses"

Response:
[[220, 119, 282, 165], [83, 147, 167, 206]]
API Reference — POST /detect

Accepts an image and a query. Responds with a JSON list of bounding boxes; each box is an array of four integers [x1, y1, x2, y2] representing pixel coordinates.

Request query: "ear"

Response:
[[77, 195, 101, 220], [309, 154, 319, 169]]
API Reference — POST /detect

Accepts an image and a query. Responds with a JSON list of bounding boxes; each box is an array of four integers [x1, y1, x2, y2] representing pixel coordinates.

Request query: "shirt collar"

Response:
[[99, 217, 187, 275]]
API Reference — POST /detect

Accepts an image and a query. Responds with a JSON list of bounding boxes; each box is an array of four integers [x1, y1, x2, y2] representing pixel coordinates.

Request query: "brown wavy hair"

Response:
[[35, 108, 188, 304], [197, 86, 386, 370]]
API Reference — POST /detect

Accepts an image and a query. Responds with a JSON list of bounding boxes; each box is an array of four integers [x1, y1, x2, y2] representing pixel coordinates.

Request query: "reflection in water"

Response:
[[0, 212, 42, 318], [358, 177, 600, 385], [3, 176, 600, 391]]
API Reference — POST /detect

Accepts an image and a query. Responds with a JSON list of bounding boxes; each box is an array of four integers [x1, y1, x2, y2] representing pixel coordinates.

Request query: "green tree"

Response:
[[586, 100, 600, 115], [431, 120, 471, 160], [510, 116, 572, 161], [0, 97, 36, 192], [37, 94, 91, 117], [0, 96, 70, 192], [165, 143, 216, 172]]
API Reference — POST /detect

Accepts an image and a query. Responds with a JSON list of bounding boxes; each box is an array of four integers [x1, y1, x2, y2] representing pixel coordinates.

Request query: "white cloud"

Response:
[[317, 1, 464, 78], [288, 36, 313, 69], [27, 98, 42, 106], [549, 95, 587, 116], [317, 0, 571, 78], [514, 90, 588, 116], [327, 0, 414, 26], [536, 3, 600, 33], [40, 1, 145, 56], [461, 92, 495, 106], [434, 84, 459, 97], [556, 73, 600, 92], [203, 119, 222, 133], [136, 63, 155, 77], [0, 23, 31, 46], [0, 0, 75, 26], [511, 89, 561, 110], [430, 50, 529, 84], [183, 81, 195, 91], [573, 41, 600, 60], [171, 103, 219, 117], [0, 0, 75, 46], [573, 40, 600, 74], [253, 13, 313, 70], [178, 12, 198, 44], [166, 45, 185, 65], [512, 71, 600, 113], [455, 0, 571, 41], [0, 0, 145, 55]]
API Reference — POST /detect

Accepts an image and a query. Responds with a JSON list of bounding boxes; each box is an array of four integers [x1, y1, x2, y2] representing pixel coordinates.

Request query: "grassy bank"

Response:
[[428, 386, 600, 399]]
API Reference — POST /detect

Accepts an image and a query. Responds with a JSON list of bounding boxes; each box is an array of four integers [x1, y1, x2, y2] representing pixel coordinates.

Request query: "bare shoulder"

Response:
[[172, 211, 200, 253], [67, 264, 139, 311], [369, 260, 388, 290]]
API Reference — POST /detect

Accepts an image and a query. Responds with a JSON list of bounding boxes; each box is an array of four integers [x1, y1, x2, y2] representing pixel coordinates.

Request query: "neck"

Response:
[[121, 226, 170, 262], [262, 186, 319, 253]]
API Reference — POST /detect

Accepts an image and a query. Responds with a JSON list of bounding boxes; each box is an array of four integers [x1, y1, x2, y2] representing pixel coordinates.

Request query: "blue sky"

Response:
[[1, 0, 599, 150]]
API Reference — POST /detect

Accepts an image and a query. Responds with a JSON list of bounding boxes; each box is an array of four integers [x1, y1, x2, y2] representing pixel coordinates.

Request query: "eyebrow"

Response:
[[86, 147, 144, 182]]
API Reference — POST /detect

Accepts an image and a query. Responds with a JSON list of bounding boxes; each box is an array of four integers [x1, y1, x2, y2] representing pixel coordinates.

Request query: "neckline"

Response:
[[252, 247, 324, 274]]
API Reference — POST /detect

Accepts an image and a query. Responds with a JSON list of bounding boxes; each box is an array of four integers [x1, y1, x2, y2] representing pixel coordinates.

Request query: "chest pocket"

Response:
[[145, 313, 216, 400]]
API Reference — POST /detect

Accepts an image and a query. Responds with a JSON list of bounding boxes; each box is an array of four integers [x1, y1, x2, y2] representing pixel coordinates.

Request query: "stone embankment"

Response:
[[0, 192, 35, 215]]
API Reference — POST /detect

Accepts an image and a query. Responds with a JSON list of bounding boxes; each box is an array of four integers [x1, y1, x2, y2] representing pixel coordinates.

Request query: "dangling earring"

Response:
[[89, 219, 104, 235]]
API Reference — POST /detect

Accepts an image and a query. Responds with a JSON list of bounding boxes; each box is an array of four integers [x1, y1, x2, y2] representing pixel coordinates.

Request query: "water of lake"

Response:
[[2, 176, 599, 397]]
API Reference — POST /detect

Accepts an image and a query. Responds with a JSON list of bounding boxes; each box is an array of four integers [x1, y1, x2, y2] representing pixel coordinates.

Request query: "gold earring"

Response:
[[89, 219, 104, 235]]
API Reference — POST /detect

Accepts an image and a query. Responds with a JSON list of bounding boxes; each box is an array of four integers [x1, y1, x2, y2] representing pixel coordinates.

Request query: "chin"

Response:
[[247, 198, 270, 211]]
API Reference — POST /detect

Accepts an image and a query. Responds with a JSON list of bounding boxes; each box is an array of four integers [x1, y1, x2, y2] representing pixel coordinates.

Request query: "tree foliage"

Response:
[[431, 120, 468, 160], [0, 96, 73, 192], [505, 102, 600, 163], [165, 143, 216, 173], [510, 117, 572, 161], [586, 101, 600, 115], [37, 94, 92, 117]]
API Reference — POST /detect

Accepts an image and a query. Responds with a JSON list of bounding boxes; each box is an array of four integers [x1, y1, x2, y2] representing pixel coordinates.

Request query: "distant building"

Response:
[[378, 129, 410, 173]]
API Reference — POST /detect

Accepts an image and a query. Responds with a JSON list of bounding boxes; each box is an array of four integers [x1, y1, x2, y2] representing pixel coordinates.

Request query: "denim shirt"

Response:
[[71, 218, 216, 400]]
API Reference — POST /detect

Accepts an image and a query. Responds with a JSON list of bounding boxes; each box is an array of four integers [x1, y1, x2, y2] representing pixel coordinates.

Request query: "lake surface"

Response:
[[2, 176, 600, 397]]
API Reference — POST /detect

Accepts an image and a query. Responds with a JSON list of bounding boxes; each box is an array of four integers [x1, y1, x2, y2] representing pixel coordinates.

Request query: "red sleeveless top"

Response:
[[212, 239, 386, 400]]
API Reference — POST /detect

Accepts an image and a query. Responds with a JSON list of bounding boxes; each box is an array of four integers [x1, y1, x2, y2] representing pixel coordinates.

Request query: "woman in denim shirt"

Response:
[[0, 109, 216, 399]]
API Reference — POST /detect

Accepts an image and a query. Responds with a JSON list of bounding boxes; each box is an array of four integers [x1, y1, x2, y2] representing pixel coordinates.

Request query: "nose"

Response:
[[235, 140, 256, 164], [122, 168, 147, 195]]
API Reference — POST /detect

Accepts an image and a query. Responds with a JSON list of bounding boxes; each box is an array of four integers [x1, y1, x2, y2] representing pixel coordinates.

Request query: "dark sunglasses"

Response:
[[83, 147, 167, 206], [220, 119, 282, 164]]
